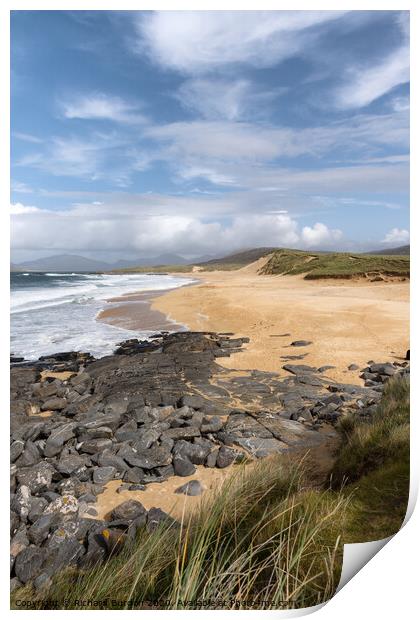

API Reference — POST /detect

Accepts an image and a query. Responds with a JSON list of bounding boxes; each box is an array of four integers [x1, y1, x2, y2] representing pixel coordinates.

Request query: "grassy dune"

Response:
[[260, 249, 410, 279], [12, 376, 409, 610], [112, 248, 409, 279]]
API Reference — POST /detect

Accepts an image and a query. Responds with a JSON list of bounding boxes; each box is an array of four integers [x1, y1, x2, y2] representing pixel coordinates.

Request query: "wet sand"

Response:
[[98, 288, 187, 333]]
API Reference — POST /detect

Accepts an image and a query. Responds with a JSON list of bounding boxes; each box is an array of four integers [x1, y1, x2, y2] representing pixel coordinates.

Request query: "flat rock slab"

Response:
[[283, 364, 318, 375], [232, 436, 288, 458], [257, 417, 326, 448]]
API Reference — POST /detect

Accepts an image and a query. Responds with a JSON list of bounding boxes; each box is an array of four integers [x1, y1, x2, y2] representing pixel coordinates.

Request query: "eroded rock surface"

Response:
[[10, 331, 409, 588]]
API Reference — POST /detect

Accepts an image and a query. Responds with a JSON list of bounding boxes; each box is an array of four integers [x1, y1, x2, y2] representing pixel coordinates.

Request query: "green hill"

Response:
[[366, 244, 410, 256], [260, 249, 410, 279]]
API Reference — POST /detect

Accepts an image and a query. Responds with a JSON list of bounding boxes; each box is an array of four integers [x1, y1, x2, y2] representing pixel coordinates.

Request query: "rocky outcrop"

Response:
[[10, 331, 409, 589]]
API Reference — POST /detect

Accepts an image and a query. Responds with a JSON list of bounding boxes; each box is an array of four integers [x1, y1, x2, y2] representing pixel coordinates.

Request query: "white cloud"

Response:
[[381, 228, 409, 244], [136, 10, 347, 74], [10, 202, 41, 215], [61, 93, 146, 124], [10, 199, 344, 255], [334, 14, 409, 109], [335, 46, 409, 109], [176, 78, 284, 121], [391, 96, 410, 112], [13, 132, 43, 144], [145, 111, 409, 182], [11, 181, 33, 194], [301, 222, 342, 247]]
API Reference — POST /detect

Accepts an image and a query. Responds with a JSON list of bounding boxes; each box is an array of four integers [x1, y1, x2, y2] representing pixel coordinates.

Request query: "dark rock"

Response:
[[180, 394, 205, 409], [146, 507, 178, 532], [41, 397, 67, 411], [98, 449, 128, 472], [283, 364, 317, 375], [175, 480, 203, 496], [111, 500, 147, 521], [206, 449, 219, 468], [216, 446, 239, 468], [14, 546, 47, 584], [43, 539, 85, 576], [369, 363, 397, 376], [173, 454, 196, 476], [79, 438, 113, 454], [347, 364, 359, 371], [173, 439, 211, 465], [231, 436, 286, 458], [290, 340, 312, 347], [10, 440, 25, 463], [123, 467, 145, 484], [27, 497, 49, 523], [17, 462, 55, 494], [163, 427, 201, 440], [15, 440, 41, 467], [118, 445, 172, 469], [201, 416, 223, 433], [28, 514, 56, 545], [93, 466, 116, 484], [114, 420, 138, 442], [44, 422, 76, 457], [33, 573, 52, 592], [317, 365, 336, 373]]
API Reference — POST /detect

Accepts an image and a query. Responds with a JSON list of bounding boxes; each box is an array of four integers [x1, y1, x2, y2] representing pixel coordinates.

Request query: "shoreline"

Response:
[[97, 279, 198, 335]]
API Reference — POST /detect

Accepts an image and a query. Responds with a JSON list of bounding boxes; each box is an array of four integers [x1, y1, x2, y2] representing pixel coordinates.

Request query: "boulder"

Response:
[[111, 500, 147, 522], [174, 480, 203, 496], [41, 397, 67, 411], [146, 507, 178, 532], [57, 454, 87, 476], [14, 546, 47, 584], [16, 462, 55, 494], [163, 427, 201, 440], [173, 454, 196, 477], [216, 446, 239, 469], [93, 466, 116, 485], [44, 494, 79, 518], [43, 422, 76, 457]]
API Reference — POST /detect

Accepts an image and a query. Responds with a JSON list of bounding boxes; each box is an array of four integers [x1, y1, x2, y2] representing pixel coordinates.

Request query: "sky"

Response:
[[10, 10, 410, 262]]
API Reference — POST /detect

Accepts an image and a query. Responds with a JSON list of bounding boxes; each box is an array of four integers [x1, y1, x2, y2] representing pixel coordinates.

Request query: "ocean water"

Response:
[[10, 272, 195, 360]]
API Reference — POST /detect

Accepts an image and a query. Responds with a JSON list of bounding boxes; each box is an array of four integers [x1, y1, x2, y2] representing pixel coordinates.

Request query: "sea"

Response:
[[10, 272, 195, 361]]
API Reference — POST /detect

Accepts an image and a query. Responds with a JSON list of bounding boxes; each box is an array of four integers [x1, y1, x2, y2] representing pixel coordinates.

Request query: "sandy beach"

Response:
[[99, 262, 409, 384]]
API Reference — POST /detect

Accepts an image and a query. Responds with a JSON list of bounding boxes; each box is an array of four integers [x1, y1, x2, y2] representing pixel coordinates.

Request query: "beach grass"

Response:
[[260, 249, 410, 279], [12, 376, 409, 610]]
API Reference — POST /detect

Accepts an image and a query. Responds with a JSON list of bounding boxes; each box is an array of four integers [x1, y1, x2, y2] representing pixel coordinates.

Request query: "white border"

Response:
[[1, 2, 417, 618]]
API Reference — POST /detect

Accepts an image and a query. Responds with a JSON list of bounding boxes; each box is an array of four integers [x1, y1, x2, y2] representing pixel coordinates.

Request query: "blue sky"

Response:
[[11, 10, 410, 261]]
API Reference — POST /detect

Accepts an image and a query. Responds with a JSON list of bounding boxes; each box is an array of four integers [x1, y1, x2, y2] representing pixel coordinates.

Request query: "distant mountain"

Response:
[[366, 245, 410, 256], [11, 252, 215, 272], [112, 253, 191, 269], [13, 254, 110, 272]]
